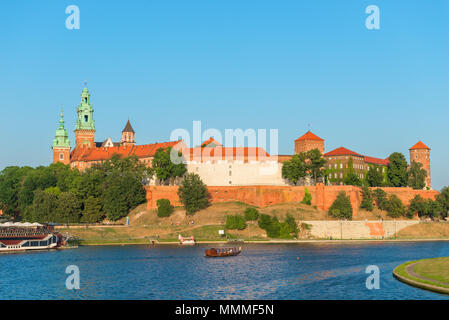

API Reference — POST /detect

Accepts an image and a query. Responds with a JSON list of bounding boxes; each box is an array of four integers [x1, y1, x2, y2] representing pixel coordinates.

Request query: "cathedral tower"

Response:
[[409, 141, 431, 188], [121, 119, 136, 146], [74, 82, 96, 148], [52, 109, 71, 165]]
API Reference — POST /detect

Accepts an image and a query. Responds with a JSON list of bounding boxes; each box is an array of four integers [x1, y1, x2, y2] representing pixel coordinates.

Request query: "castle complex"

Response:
[[52, 84, 432, 189]]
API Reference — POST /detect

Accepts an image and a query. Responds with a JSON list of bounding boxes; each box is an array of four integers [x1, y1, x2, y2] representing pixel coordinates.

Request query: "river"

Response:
[[1, 241, 448, 299]]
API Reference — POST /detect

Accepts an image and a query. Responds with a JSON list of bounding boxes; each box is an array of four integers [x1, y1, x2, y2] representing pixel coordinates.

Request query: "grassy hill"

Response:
[[56, 201, 414, 244]]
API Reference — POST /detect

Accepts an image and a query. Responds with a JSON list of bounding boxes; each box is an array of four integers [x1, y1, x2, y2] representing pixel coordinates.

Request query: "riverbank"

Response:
[[394, 258, 449, 295]]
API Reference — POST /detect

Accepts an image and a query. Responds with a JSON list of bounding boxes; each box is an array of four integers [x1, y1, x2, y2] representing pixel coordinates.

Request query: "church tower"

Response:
[[74, 82, 96, 148], [121, 119, 136, 146], [409, 141, 431, 189], [52, 109, 71, 165]]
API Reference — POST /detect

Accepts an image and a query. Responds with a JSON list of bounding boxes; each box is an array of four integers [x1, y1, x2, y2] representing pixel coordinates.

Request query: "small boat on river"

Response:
[[179, 234, 196, 245], [205, 247, 242, 257]]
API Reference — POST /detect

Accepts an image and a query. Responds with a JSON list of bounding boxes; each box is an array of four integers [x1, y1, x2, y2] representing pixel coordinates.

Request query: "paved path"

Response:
[[405, 261, 449, 287]]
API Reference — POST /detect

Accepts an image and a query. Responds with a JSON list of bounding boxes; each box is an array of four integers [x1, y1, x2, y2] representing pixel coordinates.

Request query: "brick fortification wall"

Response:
[[145, 184, 439, 217]]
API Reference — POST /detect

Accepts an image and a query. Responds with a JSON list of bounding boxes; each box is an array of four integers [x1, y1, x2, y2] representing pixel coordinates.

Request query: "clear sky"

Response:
[[0, 0, 448, 190]]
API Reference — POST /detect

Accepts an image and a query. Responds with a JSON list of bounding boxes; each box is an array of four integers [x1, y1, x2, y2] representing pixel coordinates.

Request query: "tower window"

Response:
[[84, 115, 88, 122], [84, 97, 87, 103], [59, 153, 64, 160]]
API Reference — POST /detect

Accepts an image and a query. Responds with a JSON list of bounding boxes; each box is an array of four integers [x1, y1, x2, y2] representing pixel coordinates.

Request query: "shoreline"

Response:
[[77, 238, 449, 246]]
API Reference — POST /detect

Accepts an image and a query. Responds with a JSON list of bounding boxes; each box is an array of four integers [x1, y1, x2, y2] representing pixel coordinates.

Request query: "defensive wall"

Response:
[[145, 184, 439, 217]]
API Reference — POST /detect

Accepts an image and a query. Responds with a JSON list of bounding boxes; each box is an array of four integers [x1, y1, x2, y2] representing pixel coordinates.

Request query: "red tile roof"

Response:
[[324, 147, 363, 157], [409, 141, 430, 150], [70, 140, 182, 162], [364, 156, 389, 166], [201, 137, 222, 147], [295, 131, 324, 142], [186, 147, 271, 162]]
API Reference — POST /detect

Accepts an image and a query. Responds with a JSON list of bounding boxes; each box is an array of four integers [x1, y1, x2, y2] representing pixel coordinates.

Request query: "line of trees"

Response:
[[0, 155, 154, 223]]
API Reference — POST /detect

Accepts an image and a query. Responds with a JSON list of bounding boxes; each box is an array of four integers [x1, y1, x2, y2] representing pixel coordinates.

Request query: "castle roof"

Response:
[[201, 137, 222, 147], [122, 120, 135, 133], [364, 156, 389, 166], [324, 147, 363, 157], [295, 131, 324, 142], [409, 141, 430, 150], [186, 147, 271, 163], [70, 140, 181, 162]]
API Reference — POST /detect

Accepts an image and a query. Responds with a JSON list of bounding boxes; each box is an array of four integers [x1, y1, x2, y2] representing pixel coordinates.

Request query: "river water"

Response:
[[1, 241, 448, 300]]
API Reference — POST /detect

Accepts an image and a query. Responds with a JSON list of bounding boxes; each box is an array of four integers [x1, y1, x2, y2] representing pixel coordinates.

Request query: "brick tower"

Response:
[[52, 109, 71, 165], [294, 131, 325, 154], [121, 119, 136, 146], [74, 82, 96, 148], [409, 141, 431, 188]]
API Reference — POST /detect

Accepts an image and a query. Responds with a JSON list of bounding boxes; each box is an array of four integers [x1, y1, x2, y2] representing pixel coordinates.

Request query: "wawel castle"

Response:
[[52, 84, 431, 189]]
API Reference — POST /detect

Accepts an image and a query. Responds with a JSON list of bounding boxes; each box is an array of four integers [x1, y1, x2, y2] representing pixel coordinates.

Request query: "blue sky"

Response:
[[0, 0, 448, 189]]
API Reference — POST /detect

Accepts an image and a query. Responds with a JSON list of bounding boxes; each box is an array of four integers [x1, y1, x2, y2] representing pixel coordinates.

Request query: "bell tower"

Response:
[[409, 141, 431, 189], [121, 119, 136, 146], [74, 81, 96, 148], [52, 109, 71, 165]]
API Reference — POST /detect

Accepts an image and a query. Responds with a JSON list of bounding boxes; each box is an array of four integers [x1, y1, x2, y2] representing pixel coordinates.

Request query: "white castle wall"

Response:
[[187, 160, 289, 186]]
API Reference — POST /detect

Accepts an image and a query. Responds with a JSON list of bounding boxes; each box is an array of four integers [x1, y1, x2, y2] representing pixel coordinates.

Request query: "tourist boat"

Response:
[[0, 222, 63, 252], [178, 234, 196, 245], [205, 247, 242, 257]]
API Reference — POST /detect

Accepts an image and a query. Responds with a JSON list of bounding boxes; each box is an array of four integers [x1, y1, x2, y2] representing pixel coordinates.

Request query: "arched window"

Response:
[[84, 115, 88, 122]]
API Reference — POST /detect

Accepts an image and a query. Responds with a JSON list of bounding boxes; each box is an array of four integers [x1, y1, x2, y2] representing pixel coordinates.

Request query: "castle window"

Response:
[[59, 153, 64, 160], [84, 115, 88, 122]]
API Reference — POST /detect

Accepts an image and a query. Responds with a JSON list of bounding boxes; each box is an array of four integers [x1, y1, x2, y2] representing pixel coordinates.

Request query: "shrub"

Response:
[[373, 188, 388, 210], [279, 214, 298, 239], [177, 173, 210, 215], [436, 186, 449, 218], [408, 195, 443, 219], [244, 207, 259, 221], [360, 186, 374, 211], [156, 198, 174, 218], [385, 194, 405, 218], [329, 191, 353, 220], [225, 214, 246, 230], [258, 214, 272, 230], [301, 188, 312, 205]]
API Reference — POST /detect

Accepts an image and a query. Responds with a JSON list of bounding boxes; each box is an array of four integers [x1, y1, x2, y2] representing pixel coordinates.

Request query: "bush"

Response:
[[408, 195, 443, 219], [258, 214, 272, 230], [258, 214, 298, 239], [329, 191, 353, 220], [225, 214, 246, 230], [244, 207, 259, 221], [279, 214, 298, 239], [177, 173, 210, 215], [385, 194, 405, 218], [373, 188, 388, 210], [436, 186, 449, 218], [156, 198, 174, 218], [360, 186, 374, 211], [301, 188, 312, 205]]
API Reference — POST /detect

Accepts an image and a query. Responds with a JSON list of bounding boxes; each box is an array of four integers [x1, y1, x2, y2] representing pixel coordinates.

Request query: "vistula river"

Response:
[[1, 241, 448, 300]]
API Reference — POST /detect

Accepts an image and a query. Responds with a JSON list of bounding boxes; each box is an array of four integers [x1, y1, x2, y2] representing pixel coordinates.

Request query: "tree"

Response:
[[408, 161, 427, 190], [177, 173, 210, 215], [279, 214, 298, 239], [81, 196, 104, 223], [152, 147, 187, 185], [258, 214, 272, 230], [385, 194, 405, 218], [360, 186, 374, 211], [366, 166, 384, 187], [436, 186, 449, 218], [387, 152, 408, 187], [373, 188, 388, 210], [301, 188, 312, 205], [329, 191, 353, 220], [23, 189, 58, 223], [343, 172, 362, 186], [282, 153, 307, 185], [157, 199, 174, 218], [244, 207, 259, 221], [56, 192, 81, 223], [306, 149, 326, 183]]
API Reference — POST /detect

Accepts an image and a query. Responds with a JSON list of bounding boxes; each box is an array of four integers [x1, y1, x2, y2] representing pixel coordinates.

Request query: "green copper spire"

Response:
[[52, 109, 71, 149], [75, 81, 95, 131]]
